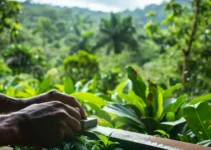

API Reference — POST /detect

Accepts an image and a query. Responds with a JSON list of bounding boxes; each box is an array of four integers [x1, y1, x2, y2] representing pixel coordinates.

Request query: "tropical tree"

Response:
[[33, 17, 56, 47], [0, 0, 21, 34], [144, 11, 159, 35], [55, 20, 68, 38], [0, 0, 22, 45], [93, 13, 138, 54], [3, 44, 46, 78], [163, 0, 211, 94], [65, 25, 95, 54]]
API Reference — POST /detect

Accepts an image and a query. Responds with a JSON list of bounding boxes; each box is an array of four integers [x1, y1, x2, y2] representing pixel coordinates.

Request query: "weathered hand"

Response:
[[24, 90, 87, 119], [1, 101, 81, 147]]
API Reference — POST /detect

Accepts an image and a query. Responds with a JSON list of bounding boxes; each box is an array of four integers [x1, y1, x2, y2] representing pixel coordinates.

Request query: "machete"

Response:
[[0, 118, 209, 150], [81, 118, 210, 150]]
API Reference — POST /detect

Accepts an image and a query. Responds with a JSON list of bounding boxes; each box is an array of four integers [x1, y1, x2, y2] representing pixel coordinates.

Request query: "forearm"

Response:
[[0, 114, 18, 146], [0, 91, 53, 114], [0, 94, 26, 114]]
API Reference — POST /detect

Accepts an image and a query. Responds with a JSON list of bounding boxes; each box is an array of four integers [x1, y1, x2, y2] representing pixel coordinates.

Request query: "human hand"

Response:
[[24, 90, 87, 119], [3, 101, 82, 147]]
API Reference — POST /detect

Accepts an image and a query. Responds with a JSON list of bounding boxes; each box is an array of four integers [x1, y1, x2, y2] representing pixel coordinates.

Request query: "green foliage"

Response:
[[14, 135, 122, 150], [33, 17, 57, 47], [64, 77, 74, 94], [163, 0, 211, 94], [0, 0, 21, 35], [64, 51, 99, 82], [3, 44, 46, 77], [93, 13, 138, 54], [1, 65, 211, 147], [183, 102, 211, 141], [66, 25, 95, 54], [0, 58, 11, 77], [1, 0, 211, 148], [99, 68, 123, 92]]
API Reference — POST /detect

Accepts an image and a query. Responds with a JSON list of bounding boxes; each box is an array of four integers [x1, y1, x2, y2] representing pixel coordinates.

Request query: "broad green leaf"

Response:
[[71, 92, 107, 108], [154, 130, 170, 138], [183, 102, 211, 140], [24, 87, 36, 97], [64, 77, 74, 94], [54, 84, 64, 92], [81, 76, 97, 92], [118, 90, 146, 116], [163, 83, 183, 100], [88, 74, 98, 92], [91, 145, 100, 150], [86, 102, 111, 122], [163, 95, 187, 114], [36, 76, 52, 94], [166, 112, 175, 121], [6, 87, 15, 97], [113, 116, 140, 129], [16, 91, 34, 98], [127, 66, 147, 102], [190, 93, 211, 105], [103, 104, 145, 128], [97, 118, 113, 128], [115, 80, 127, 94], [161, 117, 186, 126], [15, 82, 36, 98], [148, 82, 163, 121], [98, 134, 109, 146]]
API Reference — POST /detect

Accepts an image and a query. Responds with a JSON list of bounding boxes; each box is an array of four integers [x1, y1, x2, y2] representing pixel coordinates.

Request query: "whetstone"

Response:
[[80, 118, 98, 131]]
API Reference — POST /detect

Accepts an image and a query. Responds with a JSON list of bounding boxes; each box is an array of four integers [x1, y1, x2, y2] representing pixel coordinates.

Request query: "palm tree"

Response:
[[93, 13, 138, 54], [65, 15, 95, 54]]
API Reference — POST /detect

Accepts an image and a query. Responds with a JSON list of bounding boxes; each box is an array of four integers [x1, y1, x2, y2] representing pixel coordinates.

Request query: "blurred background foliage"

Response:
[[1, 0, 211, 147]]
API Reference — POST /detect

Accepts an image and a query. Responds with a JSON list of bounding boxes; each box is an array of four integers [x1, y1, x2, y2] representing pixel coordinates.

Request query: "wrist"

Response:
[[0, 94, 27, 114]]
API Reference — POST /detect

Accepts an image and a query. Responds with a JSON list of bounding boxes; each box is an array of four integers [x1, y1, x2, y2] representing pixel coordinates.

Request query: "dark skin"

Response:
[[0, 90, 87, 147]]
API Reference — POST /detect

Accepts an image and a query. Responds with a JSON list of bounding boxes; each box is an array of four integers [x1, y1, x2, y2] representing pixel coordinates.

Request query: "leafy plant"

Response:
[[13, 135, 122, 150], [183, 102, 211, 141], [64, 51, 99, 82]]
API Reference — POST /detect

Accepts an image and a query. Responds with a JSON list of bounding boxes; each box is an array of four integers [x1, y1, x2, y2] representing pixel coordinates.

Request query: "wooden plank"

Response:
[[85, 126, 211, 150]]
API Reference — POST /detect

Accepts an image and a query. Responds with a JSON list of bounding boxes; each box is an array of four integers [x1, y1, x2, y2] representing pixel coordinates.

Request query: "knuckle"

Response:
[[47, 90, 59, 100], [57, 110, 69, 118], [68, 107, 81, 120], [75, 111, 81, 120], [51, 101, 64, 107], [72, 118, 81, 132], [73, 97, 80, 104]]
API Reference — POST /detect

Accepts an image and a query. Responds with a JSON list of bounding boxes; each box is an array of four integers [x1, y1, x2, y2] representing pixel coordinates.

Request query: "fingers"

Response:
[[48, 101, 81, 121], [63, 123, 75, 139], [63, 108, 81, 133], [50, 102, 81, 133], [65, 115, 81, 133], [65, 105, 81, 121], [49, 91, 87, 118]]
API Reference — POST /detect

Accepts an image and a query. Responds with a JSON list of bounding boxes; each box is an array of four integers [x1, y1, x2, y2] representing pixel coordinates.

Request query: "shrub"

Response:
[[64, 50, 99, 82]]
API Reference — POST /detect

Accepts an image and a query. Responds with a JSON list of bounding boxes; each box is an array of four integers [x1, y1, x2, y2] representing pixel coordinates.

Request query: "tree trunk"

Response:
[[182, 50, 189, 84], [182, 0, 200, 83]]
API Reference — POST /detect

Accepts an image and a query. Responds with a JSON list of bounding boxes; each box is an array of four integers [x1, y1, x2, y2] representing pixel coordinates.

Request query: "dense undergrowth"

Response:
[[14, 135, 124, 150], [1, 67, 211, 149]]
